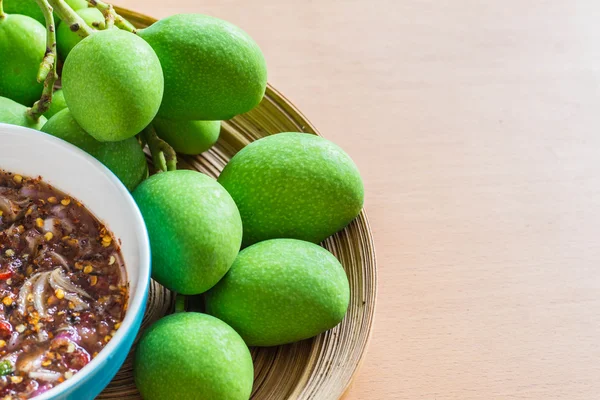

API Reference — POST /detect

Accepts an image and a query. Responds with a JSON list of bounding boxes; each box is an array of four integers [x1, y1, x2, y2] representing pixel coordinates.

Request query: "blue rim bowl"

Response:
[[0, 123, 151, 400]]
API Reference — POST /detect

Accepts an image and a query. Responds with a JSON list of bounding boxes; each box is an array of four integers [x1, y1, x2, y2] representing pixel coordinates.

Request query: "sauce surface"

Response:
[[0, 170, 128, 399]]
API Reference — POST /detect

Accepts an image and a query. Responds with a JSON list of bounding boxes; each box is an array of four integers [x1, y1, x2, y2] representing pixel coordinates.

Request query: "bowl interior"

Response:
[[0, 123, 150, 398]]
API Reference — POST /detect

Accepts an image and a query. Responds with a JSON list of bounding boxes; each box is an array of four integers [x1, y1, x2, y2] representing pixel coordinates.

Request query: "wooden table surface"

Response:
[[115, 1, 600, 398]]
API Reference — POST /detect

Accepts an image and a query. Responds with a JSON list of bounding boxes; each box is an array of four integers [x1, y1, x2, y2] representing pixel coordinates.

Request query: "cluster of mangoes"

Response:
[[0, 1, 364, 399], [0, 1, 261, 190], [134, 139, 363, 399]]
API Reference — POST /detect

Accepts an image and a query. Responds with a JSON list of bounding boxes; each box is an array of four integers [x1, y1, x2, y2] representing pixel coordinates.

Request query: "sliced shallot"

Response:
[[49, 268, 91, 299], [28, 370, 62, 382], [17, 275, 35, 315], [33, 272, 50, 318]]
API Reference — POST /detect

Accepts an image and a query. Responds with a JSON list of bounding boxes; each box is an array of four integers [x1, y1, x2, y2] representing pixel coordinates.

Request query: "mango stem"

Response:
[[88, 0, 136, 33], [27, 0, 58, 121], [0, 0, 5, 20], [174, 295, 187, 313], [142, 124, 178, 173], [35, 0, 56, 83], [48, 0, 93, 38]]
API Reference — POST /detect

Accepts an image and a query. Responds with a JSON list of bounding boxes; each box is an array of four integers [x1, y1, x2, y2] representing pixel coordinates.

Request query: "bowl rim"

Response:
[[0, 123, 151, 399]]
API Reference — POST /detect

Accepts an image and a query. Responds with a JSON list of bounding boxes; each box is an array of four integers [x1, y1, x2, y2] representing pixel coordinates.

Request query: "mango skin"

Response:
[[205, 239, 350, 347], [132, 170, 243, 294], [0, 96, 46, 129], [218, 132, 364, 247], [134, 313, 254, 400], [62, 29, 164, 142], [41, 109, 148, 191], [138, 14, 267, 120], [63, 0, 89, 12], [153, 118, 220, 155], [4, 0, 87, 24], [43, 89, 67, 119], [57, 8, 106, 60], [3, 0, 45, 24], [0, 14, 45, 106]]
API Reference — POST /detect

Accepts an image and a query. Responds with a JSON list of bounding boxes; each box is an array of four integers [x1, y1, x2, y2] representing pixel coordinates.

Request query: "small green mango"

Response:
[[64, 0, 88, 11], [218, 132, 364, 246], [62, 29, 164, 142], [57, 8, 106, 60], [205, 239, 350, 346], [64, 0, 89, 10], [4, 0, 88, 24], [153, 118, 220, 155], [138, 14, 267, 120], [41, 109, 148, 191], [134, 313, 254, 400], [43, 89, 67, 119], [3, 0, 44, 24], [0, 96, 46, 129], [132, 170, 243, 294], [0, 14, 45, 106]]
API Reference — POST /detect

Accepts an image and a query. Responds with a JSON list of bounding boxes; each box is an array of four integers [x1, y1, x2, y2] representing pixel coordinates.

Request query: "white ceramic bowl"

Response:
[[0, 123, 151, 399]]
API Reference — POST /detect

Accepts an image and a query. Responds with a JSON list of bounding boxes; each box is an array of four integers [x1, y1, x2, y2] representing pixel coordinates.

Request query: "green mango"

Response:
[[62, 29, 164, 142], [0, 96, 46, 129], [153, 118, 220, 155], [205, 239, 350, 346], [138, 14, 267, 121], [132, 170, 243, 294], [4, 0, 88, 25], [63, 0, 88, 12], [65, 0, 88, 10], [218, 132, 364, 247], [134, 313, 254, 400], [57, 8, 106, 60], [0, 14, 45, 106], [3, 0, 44, 24], [41, 109, 148, 191], [43, 89, 67, 119]]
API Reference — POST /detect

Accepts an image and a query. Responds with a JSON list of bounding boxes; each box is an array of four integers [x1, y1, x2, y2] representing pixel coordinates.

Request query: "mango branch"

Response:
[[88, 0, 136, 33], [27, 0, 58, 121], [36, 0, 56, 83], [48, 0, 93, 38], [142, 124, 177, 173]]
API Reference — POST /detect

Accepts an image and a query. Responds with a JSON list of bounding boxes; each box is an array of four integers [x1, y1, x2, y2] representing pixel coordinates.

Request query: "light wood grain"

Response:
[[114, 0, 600, 398]]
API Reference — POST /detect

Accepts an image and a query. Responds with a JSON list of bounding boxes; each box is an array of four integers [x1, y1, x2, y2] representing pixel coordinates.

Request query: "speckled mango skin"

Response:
[[218, 132, 364, 247], [205, 239, 350, 347], [57, 8, 106, 60], [153, 118, 220, 155], [62, 29, 164, 142], [138, 14, 267, 120], [0, 96, 46, 129], [134, 313, 254, 400], [0, 14, 45, 107], [132, 170, 243, 294], [41, 109, 148, 191]]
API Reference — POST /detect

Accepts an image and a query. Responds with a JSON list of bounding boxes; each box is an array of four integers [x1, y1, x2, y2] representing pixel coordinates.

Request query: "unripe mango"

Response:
[[218, 132, 364, 246], [205, 239, 350, 346]]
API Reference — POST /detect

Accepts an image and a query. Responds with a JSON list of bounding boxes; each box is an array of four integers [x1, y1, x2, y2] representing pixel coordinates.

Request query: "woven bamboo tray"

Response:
[[97, 8, 378, 400]]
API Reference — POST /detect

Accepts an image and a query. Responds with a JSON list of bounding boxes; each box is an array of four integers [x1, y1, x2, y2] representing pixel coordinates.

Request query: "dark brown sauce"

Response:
[[0, 170, 128, 398]]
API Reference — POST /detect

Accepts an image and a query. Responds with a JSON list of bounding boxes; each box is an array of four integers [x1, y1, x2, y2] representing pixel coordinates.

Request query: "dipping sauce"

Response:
[[0, 170, 128, 399]]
